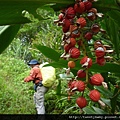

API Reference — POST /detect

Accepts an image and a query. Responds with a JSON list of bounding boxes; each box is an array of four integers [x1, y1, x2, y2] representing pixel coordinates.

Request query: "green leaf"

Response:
[[95, 86, 113, 98], [108, 77, 117, 85], [107, 16, 120, 58], [116, 0, 120, 6], [104, 16, 111, 39], [34, 44, 61, 62], [62, 105, 76, 114], [83, 106, 97, 114], [111, 88, 120, 113], [51, 3, 74, 11], [0, 0, 75, 25], [0, 25, 20, 54], [101, 72, 109, 85], [49, 61, 120, 77], [107, 10, 120, 27], [46, 59, 68, 68], [92, 106, 108, 114], [90, 63, 120, 74], [56, 79, 61, 95], [0, 1, 41, 25], [93, 0, 120, 13], [101, 98, 111, 107]]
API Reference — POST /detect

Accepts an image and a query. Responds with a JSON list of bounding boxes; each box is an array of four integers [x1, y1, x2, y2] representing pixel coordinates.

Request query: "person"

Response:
[[24, 59, 48, 114]]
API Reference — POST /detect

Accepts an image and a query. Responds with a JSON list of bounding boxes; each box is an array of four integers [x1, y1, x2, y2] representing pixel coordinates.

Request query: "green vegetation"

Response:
[[0, 53, 78, 114], [0, 54, 35, 114], [0, 0, 120, 115]]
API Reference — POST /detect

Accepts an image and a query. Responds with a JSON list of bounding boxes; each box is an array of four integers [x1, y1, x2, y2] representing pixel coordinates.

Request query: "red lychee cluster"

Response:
[[54, 0, 112, 110], [94, 40, 113, 66], [67, 73, 107, 109]]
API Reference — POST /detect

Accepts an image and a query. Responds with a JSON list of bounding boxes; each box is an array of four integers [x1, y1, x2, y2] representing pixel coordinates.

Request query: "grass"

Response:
[[0, 54, 35, 114], [0, 54, 80, 114]]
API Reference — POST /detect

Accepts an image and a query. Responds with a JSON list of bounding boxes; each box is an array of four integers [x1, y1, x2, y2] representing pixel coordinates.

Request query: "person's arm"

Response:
[[24, 69, 36, 82]]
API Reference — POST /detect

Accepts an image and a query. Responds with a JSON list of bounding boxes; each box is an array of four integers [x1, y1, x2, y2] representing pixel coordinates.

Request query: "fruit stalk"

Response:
[[81, 31, 89, 83]]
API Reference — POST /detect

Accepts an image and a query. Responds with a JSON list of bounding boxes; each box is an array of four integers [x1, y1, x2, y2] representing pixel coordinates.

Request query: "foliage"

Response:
[[0, 0, 120, 115], [0, 54, 35, 114], [0, 54, 78, 114], [0, 0, 75, 54], [0, 25, 20, 54]]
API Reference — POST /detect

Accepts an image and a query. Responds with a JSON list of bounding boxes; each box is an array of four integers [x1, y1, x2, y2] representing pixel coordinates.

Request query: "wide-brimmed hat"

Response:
[[28, 59, 40, 65]]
